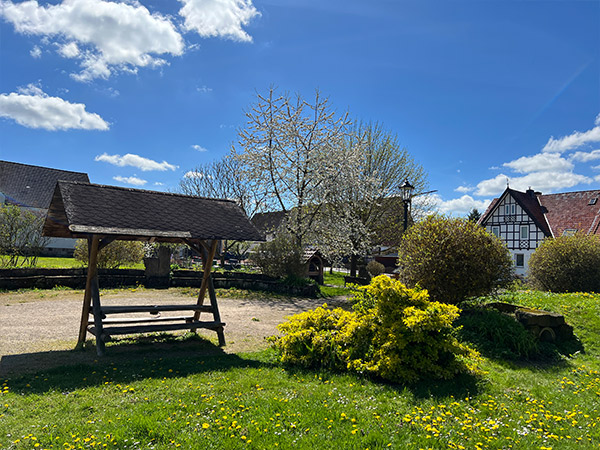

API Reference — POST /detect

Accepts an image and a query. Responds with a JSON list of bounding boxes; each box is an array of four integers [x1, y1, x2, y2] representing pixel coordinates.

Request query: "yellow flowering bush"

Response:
[[270, 275, 479, 383]]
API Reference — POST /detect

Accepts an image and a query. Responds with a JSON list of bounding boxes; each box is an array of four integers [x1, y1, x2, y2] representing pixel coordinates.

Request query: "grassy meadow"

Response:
[[1, 285, 599, 449]]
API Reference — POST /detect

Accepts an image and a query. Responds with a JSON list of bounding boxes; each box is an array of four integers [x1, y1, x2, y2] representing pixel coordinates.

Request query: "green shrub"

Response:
[[456, 308, 539, 360], [366, 260, 385, 277], [528, 233, 600, 293], [397, 215, 513, 304], [270, 275, 479, 383], [249, 233, 307, 278], [74, 239, 144, 269]]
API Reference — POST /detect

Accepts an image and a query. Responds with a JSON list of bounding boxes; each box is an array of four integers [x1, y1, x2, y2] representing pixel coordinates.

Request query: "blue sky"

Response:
[[1, 0, 599, 216]]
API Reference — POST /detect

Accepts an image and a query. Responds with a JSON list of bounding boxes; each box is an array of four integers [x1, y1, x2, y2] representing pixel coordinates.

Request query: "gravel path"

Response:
[[0, 288, 346, 376]]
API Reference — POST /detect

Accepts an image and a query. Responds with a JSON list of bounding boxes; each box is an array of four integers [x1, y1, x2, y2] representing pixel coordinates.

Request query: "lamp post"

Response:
[[400, 179, 414, 233]]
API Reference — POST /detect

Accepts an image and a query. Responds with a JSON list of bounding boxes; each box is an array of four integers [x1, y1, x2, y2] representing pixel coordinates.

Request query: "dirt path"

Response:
[[0, 288, 346, 376]]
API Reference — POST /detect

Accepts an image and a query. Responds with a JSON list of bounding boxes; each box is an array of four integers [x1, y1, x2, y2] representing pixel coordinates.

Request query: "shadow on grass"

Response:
[[3, 330, 483, 401], [456, 307, 584, 369], [0, 333, 276, 393]]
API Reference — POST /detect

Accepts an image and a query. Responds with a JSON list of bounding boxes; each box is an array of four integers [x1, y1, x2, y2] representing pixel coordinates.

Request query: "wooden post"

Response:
[[87, 236, 106, 356], [193, 239, 218, 322], [76, 237, 96, 349]]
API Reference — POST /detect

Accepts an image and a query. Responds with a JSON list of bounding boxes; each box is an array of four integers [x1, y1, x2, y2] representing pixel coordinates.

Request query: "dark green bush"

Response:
[[456, 308, 538, 360], [528, 233, 600, 293], [270, 275, 480, 383], [249, 233, 307, 278], [397, 215, 514, 304], [366, 260, 385, 277]]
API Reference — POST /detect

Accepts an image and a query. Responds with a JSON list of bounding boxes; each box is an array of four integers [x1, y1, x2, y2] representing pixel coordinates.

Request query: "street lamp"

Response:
[[400, 179, 414, 232]]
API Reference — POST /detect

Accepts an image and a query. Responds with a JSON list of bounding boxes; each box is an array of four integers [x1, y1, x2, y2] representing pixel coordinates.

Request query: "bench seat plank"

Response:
[[88, 321, 225, 337], [99, 305, 214, 314]]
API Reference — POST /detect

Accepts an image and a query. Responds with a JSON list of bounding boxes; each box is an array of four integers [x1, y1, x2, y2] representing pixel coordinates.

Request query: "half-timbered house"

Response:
[[479, 187, 600, 276]]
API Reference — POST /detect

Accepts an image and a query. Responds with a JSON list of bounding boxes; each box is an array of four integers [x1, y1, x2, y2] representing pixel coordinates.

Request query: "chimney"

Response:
[[526, 187, 536, 198]]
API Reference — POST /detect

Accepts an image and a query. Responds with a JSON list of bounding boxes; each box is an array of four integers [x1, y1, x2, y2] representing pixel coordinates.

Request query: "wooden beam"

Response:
[[86, 235, 106, 356], [193, 240, 218, 322], [76, 237, 97, 348], [76, 236, 114, 349]]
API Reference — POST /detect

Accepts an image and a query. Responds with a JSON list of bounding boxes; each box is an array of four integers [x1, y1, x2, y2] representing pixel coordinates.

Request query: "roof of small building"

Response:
[[43, 181, 264, 242], [0, 160, 90, 209], [251, 210, 288, 234], [479, 187, 600, 237]]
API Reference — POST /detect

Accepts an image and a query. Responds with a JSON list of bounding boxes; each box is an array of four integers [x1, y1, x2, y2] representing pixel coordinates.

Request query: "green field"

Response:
[[1, 290, 599, 449]]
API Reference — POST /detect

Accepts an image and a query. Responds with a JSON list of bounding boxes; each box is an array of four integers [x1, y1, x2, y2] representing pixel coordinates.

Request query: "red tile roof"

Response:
[[539, 190, 600, 236]]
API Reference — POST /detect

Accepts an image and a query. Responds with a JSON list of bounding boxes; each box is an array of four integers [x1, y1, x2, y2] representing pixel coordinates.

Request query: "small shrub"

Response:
[[74, 239, 144, 269], [397, 215, 513, 304], [456, 308, 539, 360], [528, 233, 600, 293], [249, 233, 307, 278], [270, 275, 479, 383], [366, 260, 385, 277]]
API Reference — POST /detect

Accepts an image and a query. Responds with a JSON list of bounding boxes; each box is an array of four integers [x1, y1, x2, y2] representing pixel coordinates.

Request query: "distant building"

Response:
[[0, 160, 90, 256], [478, 187, 600, 276]]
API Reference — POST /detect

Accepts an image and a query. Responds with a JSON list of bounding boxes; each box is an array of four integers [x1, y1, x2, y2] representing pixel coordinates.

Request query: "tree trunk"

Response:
[[350, 255, 357, 277]]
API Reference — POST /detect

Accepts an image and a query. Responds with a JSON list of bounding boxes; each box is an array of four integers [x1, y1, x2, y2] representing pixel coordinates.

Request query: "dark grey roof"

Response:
[[0, 160, 90, 209], [43, 181, 264, 242], [251, 210, 288, 234]]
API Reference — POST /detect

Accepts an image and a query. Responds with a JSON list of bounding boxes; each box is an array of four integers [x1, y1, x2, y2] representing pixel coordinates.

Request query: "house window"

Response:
[[562, 229, 577, 236], [520, 225, 529, 239], [505, 204, 515, 215], [515, 254, 524, 267], [491, 226, 500, 237]]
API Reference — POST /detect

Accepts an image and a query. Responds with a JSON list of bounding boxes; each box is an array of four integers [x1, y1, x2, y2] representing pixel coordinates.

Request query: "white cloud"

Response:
[[197, 85, 212, 93], [0, 84, 109, 130], [1, 0, 185, 81], [30, 45, 41, 58], [113, 175, 147, 186], [95, 153, 178, 171], [542, 119, 600, 153], [154, 181, 164, 186], [569, 149, 600, 162], [184, 170, 204, 178], [58, 42, 80, 58], [433, 194, 491, 217], [503, 152, 573, 174], [474, 172, 591, 197], [454, 185, 473, 194], [191, 144, 207, 152], [179, 0, 260, 42]]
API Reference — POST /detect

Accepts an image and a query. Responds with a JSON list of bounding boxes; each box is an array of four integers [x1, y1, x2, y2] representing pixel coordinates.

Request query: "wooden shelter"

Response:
[[43, 181, 263, 356], [302, 249, 329, 285]]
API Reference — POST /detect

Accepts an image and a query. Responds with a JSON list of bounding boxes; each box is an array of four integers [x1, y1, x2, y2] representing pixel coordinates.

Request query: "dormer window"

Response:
[[562, 229, 577, 236], [589, 198, 598, 205]]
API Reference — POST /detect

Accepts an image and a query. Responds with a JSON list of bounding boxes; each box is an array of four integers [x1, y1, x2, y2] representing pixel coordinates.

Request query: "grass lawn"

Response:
[[1, 291, 599, 449], [17, 256, 145, 270]]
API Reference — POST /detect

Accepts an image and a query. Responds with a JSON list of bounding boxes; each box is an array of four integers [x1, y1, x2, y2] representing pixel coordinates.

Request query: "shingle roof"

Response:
[[539, 190, 600, 236], [0, 160, 90, 209], [43, 181, 264, 242], [251, 210, 288, 234]]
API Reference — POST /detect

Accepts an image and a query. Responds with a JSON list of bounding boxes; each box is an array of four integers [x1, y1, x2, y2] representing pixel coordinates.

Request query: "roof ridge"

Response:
[[58, 180, 237, 204], [540, 189, 600, 196], [0, 159, 88, 176]]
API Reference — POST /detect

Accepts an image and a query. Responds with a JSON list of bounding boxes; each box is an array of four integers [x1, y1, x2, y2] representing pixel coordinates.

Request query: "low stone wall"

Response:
[[0, 268, 145, 290], [0, 268, 319, 297]]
